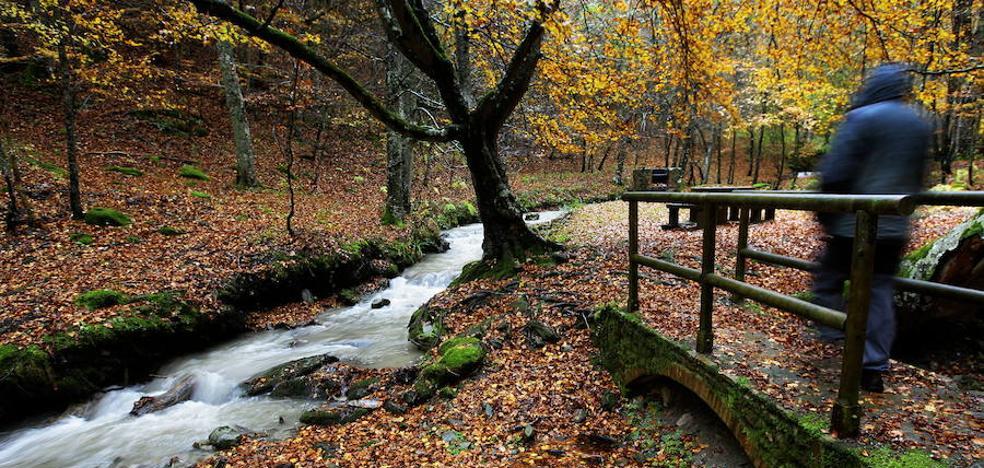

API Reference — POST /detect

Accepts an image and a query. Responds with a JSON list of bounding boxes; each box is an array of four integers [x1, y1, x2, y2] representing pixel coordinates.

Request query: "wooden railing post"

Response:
[[831, 210, 877, 438], [734, 207, 750, 303], [697, 203, 717, 354], [628, 200, 639, 312]]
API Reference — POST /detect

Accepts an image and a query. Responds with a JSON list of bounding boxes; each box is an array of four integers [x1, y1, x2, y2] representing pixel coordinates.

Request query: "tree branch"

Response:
[[910, 64, 984, 76], [187, 0, 456, 142], [475, 21, 547, 133]]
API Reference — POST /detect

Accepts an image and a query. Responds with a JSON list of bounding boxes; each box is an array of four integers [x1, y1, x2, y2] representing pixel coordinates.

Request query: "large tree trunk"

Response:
[[383, 44, 413, 223], [461, 128, 553, 262], [896, 211, 984, 341], [217, 39, 258, 188], [58, 39, 83, 220]]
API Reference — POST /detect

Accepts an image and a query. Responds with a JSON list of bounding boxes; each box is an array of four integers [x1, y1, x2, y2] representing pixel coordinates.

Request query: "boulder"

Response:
[[370, 298, 391, 309], [344, 377, 379, 400], [131, 374, 195, 416], [406, 337, 486, 404], [207, 425, 248, 450], [242, 354, 337, 396], [299, 407, 371, 426]]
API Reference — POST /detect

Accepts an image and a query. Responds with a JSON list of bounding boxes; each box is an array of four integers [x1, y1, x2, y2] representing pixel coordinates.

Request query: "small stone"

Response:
[[301, 289, 315, 304], [560, 344, 574, 352], [524, 213, 540, 221], [573, 408, 588, 423], [482, 401, 494, 418], [675, 412, 693, 428], [547, 449, 566, 457], [371, 298, 391, 309]]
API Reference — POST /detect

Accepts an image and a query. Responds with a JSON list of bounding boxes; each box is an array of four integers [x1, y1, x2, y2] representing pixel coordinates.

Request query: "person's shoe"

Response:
[[861, 370, 885, 393]]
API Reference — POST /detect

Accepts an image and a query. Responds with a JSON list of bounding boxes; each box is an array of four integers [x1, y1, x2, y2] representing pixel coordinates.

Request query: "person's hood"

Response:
[[850, 63, 913, 109]]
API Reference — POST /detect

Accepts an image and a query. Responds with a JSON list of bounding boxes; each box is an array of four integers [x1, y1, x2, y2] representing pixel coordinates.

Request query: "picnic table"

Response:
[[661, 186, 775, 229]]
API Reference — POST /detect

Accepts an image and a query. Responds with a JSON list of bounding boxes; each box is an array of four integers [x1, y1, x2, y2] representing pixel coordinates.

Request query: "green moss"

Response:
[[959, 218, 983, 241], [300, 407, 370, 426], [158, 225, 185, 236], [84, 207, 132, 227], [25, 157, 68, 178], [125, 235, 142, 243], [408, 304, 446, 351], [75, 289, 130, 310], [106, 165, 143, 177], [179, 165, 209, 181], [451, 259, 520, 287], [190, 190, 211, 199], [863, 448, 942, 468], [799, 412, 829, 436], [438, 336, 482, 355], [338, 288, 361, 305], [69, 232, 93, 245]]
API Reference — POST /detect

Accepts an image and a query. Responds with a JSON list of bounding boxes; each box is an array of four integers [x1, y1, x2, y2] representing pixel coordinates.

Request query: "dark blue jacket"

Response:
[[818, 64, 931, 240]]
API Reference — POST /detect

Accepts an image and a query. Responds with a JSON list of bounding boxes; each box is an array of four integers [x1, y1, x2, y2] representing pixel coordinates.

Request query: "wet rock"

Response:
[[370, 298, 391, 309], [242, 354, 337, 396], [383, 400, 407, 414], [299, 407, 371, 426], [524, 213, 540, 221], [390, 366, 419, 385], [345, 377, 379, 400], [130, 374, 195, 416], [523, 320, 561, 349], [482, 401, 494, 418], [207, 425, 248, 450], [270, 376, 319, 398], [408, 337, 487, 404]]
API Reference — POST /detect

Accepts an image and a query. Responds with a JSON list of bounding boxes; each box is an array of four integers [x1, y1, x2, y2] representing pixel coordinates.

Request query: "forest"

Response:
[[0, 0, 981, 467]]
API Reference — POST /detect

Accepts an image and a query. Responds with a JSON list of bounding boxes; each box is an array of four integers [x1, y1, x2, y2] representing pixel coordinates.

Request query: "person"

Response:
[[812, 63, 931, 393]]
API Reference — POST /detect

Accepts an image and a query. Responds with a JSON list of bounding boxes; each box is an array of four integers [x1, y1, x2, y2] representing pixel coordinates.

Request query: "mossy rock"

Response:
[[299, 407, 371, 426], [345, 377, 380, 400], [75, 289, 129, 310], [157, 226, 185, 236], [242, 354, 336, 396], [338, 288, 361, 306], [408, 337, 486, 405], [84, 207, 132, 227], [190, 190, 211, 199], [69, 232, 93, 245], [408, 303, 446, 351], [106, 165, 143, 177], [179, 165, 209, 181]]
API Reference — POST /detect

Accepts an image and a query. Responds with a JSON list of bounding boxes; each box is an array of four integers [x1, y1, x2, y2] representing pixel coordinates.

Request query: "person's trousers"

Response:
[[811, 236, 905, 372]]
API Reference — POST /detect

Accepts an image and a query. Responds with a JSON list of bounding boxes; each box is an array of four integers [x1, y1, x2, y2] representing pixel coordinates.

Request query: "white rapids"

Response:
[[0, 211, 565, 468]]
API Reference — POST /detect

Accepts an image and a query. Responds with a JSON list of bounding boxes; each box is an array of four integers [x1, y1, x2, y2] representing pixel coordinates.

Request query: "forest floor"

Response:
[[205, 202, 981, 467], [0, 79, 616, 351]]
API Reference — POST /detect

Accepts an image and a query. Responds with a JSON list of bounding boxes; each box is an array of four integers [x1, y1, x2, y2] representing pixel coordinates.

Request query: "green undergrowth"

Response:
[[106, 165, 143, 177], [861, 448, 942, 468], [179, 165, 209, 181], [0, 291, 245, 424]]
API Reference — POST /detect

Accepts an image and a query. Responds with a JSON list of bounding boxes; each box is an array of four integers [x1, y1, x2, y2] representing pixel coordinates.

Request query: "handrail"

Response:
[[622, 191, 915, 215], [624, 189, 984, 440]]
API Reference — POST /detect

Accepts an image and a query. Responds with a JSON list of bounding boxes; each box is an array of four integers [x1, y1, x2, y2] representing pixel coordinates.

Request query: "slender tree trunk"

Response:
[[746, 127, 755, 179], [1, 139, 20, 232], [728, 128, 736, 184], [58, 39, 83, 219], [753, 126, 765, 184], [699, 127, 712, 184], [283, 60, 300, 236], [774, 124, 787, 189], [217, 39, 258, 188], [715, 125, 722, 183], [597, 142, 613, 171], [663, 134, 671, 167], [384, 44, 414, 223], [614, 140, 627, 186]]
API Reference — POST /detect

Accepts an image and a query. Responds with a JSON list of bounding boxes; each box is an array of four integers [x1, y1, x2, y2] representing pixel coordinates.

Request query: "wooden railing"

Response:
[[624, 191, 984, 438]]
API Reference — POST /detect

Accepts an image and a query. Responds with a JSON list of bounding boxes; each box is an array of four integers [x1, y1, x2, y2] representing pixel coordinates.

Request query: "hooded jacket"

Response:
[[818, 63, 931, 240]]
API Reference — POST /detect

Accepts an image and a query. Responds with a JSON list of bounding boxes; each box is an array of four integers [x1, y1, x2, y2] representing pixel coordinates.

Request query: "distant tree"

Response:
[[216, 34, 258, 188]]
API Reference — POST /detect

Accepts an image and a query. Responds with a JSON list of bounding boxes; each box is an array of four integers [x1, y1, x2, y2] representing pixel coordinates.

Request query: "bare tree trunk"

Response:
[[663, 134, 671, 167], [698, 127, 712, 184], [217, 39, 258, 188], [1, 139, 20, 232], [383, 44, 414, 224], [597, 142, 613, 171], [753, 126, 765, 184], [715, 125, 722, 183], [58, 39, 83, 219], [746, 127, 755, 179], [774, 124, 787, 189], [614, 140, 627, 186], [283, 60, 300, 237], [728, 128, 736, 184]]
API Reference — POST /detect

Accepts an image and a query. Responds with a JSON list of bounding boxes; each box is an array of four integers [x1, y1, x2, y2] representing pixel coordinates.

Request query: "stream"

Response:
[[0, 211, 566, 468]]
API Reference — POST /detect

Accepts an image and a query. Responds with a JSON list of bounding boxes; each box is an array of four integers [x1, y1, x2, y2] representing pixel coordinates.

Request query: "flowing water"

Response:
[[0, 212, 565, 468]]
